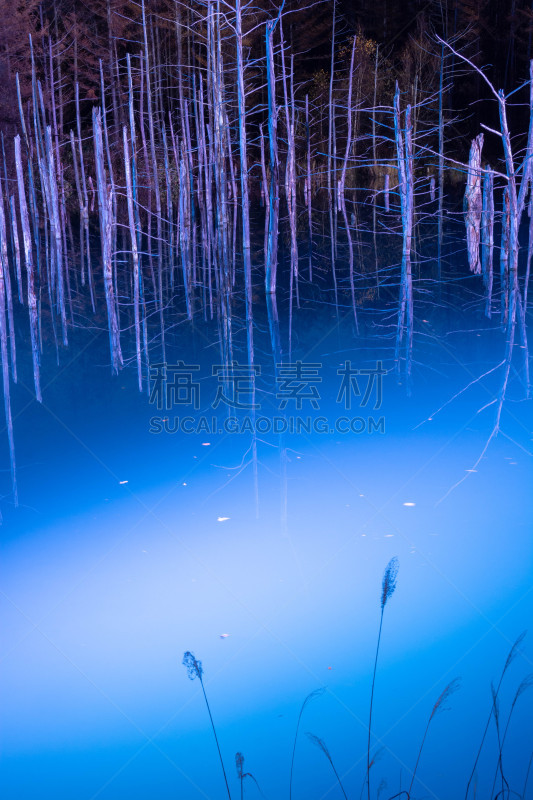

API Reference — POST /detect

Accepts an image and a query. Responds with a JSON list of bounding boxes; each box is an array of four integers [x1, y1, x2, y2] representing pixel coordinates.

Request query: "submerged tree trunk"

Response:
[[393, 86, 414, 388], [0, 204, 17, 505]]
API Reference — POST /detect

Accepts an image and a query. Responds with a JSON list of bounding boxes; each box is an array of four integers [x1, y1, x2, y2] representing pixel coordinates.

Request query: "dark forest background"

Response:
[[0, 0, 531, 164]]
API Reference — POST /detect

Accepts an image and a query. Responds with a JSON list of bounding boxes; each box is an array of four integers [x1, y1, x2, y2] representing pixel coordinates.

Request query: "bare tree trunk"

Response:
[[305, 95, 313, 281], [327, 0, 336, 210], [123, 126, 142, 391], [235, 0, 254, 363], [437, 43, 445, 287], [44, 125, 67, 345], [15, 136, 41, 402], [75, 83, 95, 311], [465, 133, 484, 275], [500, 187, 510, 325], [393, 87, 414, 388], [339, 37, 356, 200], [525, 194, 532, 310], [265, 16, 280, 294], [93, 109, 123, 374], [9, 196, 22, 303], [481, 169, 494, 317], [141, 0, 165, 357], [280, 33, 298, 309], [0, 185, 16, 382], [0, 201, 17, 505]]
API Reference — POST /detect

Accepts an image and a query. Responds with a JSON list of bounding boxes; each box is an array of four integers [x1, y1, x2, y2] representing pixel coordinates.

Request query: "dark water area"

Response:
[[1, 234, 532, 800]]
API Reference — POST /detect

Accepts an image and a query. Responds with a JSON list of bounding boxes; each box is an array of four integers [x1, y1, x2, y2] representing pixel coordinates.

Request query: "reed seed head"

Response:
[[235, 752, 244, 779], [381, 557, 399, 610], [306, 732, 331, 761], [503, 630, 527, 674], [514, 673, 533, 702], [182, 651, 203, 681], [430, 678, 461, 721]]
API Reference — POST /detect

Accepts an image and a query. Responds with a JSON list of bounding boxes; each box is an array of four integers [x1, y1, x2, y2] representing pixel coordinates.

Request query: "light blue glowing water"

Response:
[[1, 298, 532, 800]]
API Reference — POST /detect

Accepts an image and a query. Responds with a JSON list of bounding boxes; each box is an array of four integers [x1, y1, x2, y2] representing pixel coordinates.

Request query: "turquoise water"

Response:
[[0, 293, 532, 800]]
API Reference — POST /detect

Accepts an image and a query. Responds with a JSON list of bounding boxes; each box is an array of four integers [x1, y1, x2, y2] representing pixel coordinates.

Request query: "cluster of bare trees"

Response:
[[0, 0, 531, 506]]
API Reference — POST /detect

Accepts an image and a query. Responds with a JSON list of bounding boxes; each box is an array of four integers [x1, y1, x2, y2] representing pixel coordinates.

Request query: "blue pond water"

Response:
[[0, 294, 532, 800]]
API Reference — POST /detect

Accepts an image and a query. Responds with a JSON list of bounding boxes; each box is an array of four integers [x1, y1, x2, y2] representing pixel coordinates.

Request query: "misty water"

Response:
[[1, 244, 532, 800]]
